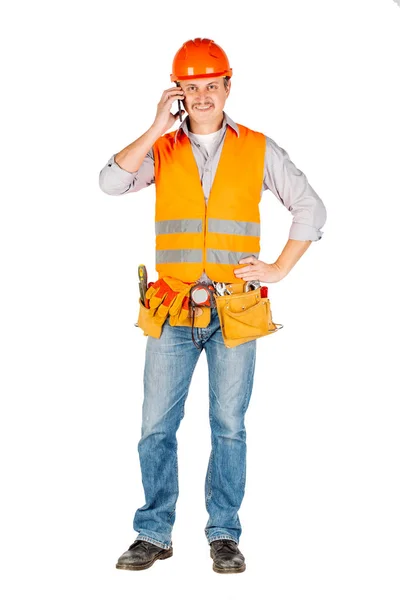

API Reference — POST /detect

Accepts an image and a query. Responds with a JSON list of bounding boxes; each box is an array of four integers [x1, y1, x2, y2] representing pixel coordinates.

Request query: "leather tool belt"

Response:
[[135, 277, 283, 348]]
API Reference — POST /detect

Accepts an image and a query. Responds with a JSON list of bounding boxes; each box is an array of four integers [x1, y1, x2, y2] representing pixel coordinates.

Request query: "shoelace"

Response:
[[128, 540, 152, 551], [213, 539, 237, 552], [128, 540, 170, 552]]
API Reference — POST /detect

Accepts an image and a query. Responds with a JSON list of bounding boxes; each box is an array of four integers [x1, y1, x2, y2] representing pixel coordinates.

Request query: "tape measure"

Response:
[[190, 284, 216, 308]]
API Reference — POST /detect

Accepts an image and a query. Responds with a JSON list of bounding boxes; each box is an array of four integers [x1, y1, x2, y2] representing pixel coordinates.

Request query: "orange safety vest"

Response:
[[153, 123, 266, 283]]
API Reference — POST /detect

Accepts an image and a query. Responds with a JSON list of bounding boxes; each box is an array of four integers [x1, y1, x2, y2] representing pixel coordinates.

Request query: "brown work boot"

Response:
[[116, 540, 173, 571], [210, 539, 246, 573]]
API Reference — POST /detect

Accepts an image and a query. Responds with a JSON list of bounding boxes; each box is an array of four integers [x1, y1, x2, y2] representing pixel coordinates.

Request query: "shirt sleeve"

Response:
[[263, 136, 327, 241], [98, 148, 155, 195]]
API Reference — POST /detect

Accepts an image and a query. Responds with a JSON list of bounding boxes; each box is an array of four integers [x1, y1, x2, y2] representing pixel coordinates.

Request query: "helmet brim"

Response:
[[170, 69, 232, 83]]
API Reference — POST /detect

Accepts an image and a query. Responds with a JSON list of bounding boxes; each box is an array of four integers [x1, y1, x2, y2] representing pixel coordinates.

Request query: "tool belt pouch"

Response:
[[215, 288, 282, 348], [169, 306, 211, 328], [137, 298, 163, 339]]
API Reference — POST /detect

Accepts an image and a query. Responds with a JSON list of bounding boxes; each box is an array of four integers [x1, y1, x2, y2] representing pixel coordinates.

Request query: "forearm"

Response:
[[115, 124, 164, 173], [274, 239, 312, 276]]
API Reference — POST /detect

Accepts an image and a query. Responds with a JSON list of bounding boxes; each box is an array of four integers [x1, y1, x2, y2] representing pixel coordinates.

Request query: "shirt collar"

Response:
[[173, 111, 240, 144]]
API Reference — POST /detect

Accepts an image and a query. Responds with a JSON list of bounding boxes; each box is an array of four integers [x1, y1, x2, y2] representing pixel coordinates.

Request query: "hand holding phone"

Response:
[[175, 82, 185, 122], [153, 86, 185, 134]]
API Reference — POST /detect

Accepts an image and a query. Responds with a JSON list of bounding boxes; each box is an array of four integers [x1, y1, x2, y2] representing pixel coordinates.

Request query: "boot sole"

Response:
[[116, 548, 173, 571], [212, 562, 246, 574], [210, 550, 246, 573]]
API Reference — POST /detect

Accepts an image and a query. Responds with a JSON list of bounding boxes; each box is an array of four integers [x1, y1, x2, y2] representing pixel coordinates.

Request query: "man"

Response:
[[99, 38, 327, 574]]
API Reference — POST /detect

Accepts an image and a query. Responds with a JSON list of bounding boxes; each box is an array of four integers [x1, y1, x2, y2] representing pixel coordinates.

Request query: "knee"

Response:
[[140, 415, 159, 440], [213, 409, 246, 442], [140, 409, 181, 441]]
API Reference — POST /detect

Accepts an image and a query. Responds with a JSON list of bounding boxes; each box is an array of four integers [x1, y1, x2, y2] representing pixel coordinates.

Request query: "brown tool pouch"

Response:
[[170, 305, 211, 328], [136, 298, 163, 338], [215, 287, 283, 348], [135, 295, 211, 338]]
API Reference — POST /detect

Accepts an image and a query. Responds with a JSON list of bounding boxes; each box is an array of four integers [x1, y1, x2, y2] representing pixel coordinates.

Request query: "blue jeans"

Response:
[[133, 307, 257, 550]]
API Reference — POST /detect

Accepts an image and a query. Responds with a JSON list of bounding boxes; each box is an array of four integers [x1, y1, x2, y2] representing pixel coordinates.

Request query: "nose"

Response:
[[195, 92, 211, 104]]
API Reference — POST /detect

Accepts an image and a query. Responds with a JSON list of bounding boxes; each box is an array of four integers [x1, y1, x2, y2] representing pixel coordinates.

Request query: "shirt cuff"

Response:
[[289, 222, 324, 241]]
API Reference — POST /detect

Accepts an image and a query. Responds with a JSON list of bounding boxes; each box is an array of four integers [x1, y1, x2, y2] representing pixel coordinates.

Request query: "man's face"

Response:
[[179, 76, 230, 121]]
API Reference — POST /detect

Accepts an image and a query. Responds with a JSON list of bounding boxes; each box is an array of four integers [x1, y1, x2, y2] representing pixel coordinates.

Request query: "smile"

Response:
[[194, 105, 213, 111]]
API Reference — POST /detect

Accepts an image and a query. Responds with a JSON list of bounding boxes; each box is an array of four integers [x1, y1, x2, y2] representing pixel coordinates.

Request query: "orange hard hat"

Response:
[[170, 38, 233, 82]]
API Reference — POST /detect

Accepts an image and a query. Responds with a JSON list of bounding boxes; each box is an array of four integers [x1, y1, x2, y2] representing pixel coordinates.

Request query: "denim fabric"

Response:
[[133, 307, 256, 550]]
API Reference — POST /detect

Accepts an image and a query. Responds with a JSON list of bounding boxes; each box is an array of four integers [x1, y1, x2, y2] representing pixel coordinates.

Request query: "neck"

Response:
[[188, 113, 224, 134]]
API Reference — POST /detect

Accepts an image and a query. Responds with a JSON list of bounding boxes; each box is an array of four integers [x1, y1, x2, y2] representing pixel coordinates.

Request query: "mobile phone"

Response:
[[175, 81, 184, 122]]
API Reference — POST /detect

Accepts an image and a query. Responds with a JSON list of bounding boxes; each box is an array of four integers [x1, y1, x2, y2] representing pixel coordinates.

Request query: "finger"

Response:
[[236, 269, 258, 278], [164, 89, 184, 97], [234, 267, 253, 274], [164, 93, 185, 105], [164, 86, 183, 93], [242, 274, 260, 281], [163, 88, 184, 99]]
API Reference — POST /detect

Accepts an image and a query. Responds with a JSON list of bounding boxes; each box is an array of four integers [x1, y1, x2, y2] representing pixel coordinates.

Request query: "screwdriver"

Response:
[[138, 264, 148, 307]]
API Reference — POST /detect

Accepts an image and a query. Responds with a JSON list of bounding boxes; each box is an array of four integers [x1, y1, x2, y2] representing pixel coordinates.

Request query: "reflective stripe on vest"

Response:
[[153, 123, 266, 283], [155, 218, 260, 237], [155, 219, 202, 234], [156, 249, 260, 264]]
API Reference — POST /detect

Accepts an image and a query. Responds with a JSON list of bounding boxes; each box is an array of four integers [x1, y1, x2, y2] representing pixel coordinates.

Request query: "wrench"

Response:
[[244, 280, 261, 292], [214, 282, 232, 296]]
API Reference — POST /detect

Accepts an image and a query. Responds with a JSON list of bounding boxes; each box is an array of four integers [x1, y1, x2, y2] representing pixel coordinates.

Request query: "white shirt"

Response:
[[190, 129, 221, 156]]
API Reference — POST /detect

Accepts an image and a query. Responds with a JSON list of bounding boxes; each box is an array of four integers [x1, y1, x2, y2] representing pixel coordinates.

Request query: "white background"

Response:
[[1, 0, 400, 598]]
